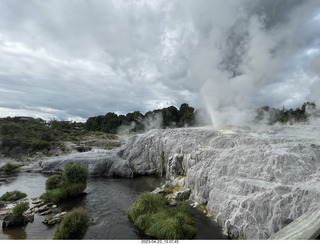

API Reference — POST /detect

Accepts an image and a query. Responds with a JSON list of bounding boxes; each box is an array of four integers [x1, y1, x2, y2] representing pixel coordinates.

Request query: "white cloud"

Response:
[[0, 0, 319, 124]]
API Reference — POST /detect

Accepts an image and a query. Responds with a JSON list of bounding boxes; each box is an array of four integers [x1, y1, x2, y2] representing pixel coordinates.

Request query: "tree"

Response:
[[102, 112, 121, 133], [179, 103, 195, 127], [162, 106, 179, 128]]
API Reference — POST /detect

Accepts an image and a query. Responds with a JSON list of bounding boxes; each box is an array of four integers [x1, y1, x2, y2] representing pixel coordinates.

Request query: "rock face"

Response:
[[117, 127, 320, 239], [23, 149, 133, 178]]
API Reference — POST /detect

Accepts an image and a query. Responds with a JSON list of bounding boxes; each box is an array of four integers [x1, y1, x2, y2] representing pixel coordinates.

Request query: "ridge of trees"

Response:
[[254, 102, 319, 125], [85, 103, 207, 134], [0, 101, 318, 159]]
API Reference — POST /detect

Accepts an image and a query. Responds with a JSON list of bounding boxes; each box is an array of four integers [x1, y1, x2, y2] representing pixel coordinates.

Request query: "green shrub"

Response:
[[127, 192, 167, 221], [46, 174, 64, 190], [41, 182, 87, 203], [64, 183, 86, 196], [53, 208, 89, 240], [52, 208, 62, 214], [41, 162, 88, 203], [62, 162, 88, 184], [1, 190, 27, 201], [0, 163, 21, 172], [127, 192, 196, 239], [13, 202, 29, 217], [41, 188, 68, 203]]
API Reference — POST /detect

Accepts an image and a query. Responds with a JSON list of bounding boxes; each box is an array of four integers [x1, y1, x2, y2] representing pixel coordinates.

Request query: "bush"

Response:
[[46, 174, 64, 190], [1, 190, 27, 201], [41, 162, 87, 203], [62, 162, 88, 184], [41, 188, 68, 203], [13, 202, 29, 217], [127, 192, 196, 239], [53, 208, 89, 240], [127, 192, 167, 221], [41, 183, 86, 203], [0, 163, 21, 172]]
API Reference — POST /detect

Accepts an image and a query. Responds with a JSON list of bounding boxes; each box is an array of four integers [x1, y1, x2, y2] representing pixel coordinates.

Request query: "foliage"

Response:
[[0, 117, 56, 158], [12, 202, 29, 217], [46, 174, 64, 190], [0, 116, 117, 159], [0, 163, 21, 172], [53, 208, 89, 240], [41, 162, 87, 203], [254, 102, 318, 125], [62, 162, 88, 184], [85, 103, 198, 134], [1, 190, 27, 201], [127, 192, 196, 239]]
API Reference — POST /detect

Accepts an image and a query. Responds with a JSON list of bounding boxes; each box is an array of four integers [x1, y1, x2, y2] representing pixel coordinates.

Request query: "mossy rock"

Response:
[[0, 163, 21, 172], [1, 191, 27, 201]]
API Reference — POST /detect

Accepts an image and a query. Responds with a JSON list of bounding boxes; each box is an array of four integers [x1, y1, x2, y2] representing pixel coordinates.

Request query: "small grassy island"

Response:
[[53, 208, 89, 240], [128, 192, 196, 239], [1, 190, 27, 201], [41, 161, 88, 203]]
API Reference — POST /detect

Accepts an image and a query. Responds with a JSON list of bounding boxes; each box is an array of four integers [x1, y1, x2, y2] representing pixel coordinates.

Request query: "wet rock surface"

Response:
[[118, 127, 320, 239], [21, 149, 133, 178]]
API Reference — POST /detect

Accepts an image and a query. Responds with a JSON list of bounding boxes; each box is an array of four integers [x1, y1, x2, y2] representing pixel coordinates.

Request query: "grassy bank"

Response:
[[128, 192, 196, 239]]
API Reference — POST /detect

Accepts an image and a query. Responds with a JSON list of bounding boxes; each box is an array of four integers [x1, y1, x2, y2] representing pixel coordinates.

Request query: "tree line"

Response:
[[84, 103, 208, 134], [86, 101, 320, 134], [254, 102, 319, 125]]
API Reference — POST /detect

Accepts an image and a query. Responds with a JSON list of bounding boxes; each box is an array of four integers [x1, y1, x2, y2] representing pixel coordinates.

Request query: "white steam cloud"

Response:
[[186, 0, 320, 129]]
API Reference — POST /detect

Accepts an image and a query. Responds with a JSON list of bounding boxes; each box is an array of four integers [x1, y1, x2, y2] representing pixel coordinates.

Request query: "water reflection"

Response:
[[0, 173, 227, 240], [2, 227, 27, 240]]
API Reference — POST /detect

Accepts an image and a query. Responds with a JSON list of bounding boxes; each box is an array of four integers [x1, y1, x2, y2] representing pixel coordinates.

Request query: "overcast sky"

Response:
[[0, 0, 320, 124]]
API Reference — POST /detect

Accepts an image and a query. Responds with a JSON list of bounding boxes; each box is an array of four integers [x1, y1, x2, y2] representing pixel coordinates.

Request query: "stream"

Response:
[[0, 171, 227, 240]]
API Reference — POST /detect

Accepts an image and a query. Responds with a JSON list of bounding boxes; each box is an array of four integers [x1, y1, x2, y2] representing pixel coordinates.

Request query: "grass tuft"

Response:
[[53, 208, 89, 240], [128, 192, 196, 239], [1, 190, 27, 201]]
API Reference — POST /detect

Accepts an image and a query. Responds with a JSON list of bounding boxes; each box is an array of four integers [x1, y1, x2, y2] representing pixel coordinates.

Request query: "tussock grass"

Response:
[[41, 162, 88, 203], [13, 202, 29, 217], [1, 190, 27, 201], [128, 192, 196, 239], [53, 208, 89, 240], [41, 183, 86, 203]]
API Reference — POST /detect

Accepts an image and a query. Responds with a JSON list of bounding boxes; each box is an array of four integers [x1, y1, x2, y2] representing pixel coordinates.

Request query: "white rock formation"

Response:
[[117, 126, 320, 239], [30, 125, 320, 239]]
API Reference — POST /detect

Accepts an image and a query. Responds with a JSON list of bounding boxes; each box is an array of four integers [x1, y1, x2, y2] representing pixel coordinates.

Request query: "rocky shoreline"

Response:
[[0, 196, 68, 229]]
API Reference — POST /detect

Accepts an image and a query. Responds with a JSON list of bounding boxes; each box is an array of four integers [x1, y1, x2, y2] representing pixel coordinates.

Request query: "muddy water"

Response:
[[0, 172, 227, 240]]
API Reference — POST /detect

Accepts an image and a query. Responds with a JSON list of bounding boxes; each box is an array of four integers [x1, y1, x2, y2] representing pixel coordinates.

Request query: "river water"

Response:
[[0, 172, 227, 240]]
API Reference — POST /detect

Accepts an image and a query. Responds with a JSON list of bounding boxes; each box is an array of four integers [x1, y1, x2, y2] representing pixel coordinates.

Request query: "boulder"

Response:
[[76, 145, 92, 152], [42, 212, 67, 225], [40, 209, 52, 215], [2, 213, 31, 228], [173, 188, 191, 201], [37, 205, 49, 213], [31, 198, 43, 205]]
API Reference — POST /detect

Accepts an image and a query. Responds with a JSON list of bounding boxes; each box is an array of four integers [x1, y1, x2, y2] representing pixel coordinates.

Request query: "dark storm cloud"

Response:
[[0, 0, 319, 125]]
